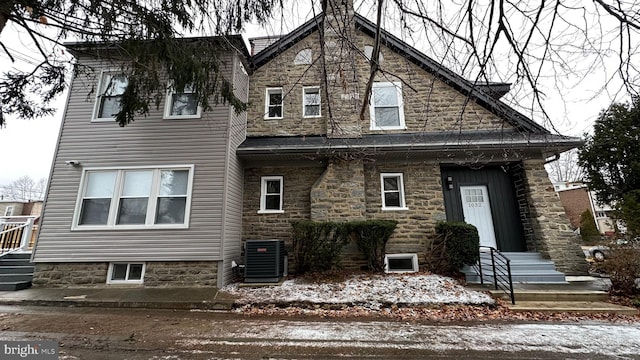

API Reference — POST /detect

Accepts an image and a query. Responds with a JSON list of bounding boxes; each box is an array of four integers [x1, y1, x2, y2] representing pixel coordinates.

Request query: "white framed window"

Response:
[[303, 86, 321, 117], [3, 206, 14, 216], [73, 165, 194, 230], [107, 263, 145, 284], [93, 71, 128, 122], [164, 84, 201, 119], [259, 176, 283, 213], [370, 82, 405, 130], [381, 173, 408, 210], [384, 253, 418, 273], [265, 87, 283, 119]]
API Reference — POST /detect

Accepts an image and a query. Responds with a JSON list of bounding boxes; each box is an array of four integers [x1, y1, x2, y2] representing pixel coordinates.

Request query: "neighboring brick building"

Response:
[[556, 184, 592, 229], [555, 182, 617, 235]]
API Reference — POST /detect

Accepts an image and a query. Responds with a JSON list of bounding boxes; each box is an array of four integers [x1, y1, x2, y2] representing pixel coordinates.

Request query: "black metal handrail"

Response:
[[474, 246, 515, 304]]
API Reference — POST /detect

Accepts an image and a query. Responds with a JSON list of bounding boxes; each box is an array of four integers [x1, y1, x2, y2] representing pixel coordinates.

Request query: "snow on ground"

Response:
[[220, 273, 494, 308], [177, 320, 640, 357]]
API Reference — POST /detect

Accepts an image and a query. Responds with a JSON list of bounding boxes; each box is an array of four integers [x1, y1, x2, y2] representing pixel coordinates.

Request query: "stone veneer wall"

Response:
[[322, 0, 362, 138], [243, 166, 325, 243], [511, 162, 538, 251], [33, 261, 218, 287], [310, 160, 366, 221], [522, 159, 588, 275], [247, 16, 515, 138], [364, 161, 446, 254], [32, 261, 218, 287], [242, 160, 448, 271]]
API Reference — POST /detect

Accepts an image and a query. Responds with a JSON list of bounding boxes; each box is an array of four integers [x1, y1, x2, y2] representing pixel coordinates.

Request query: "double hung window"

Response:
[[265, 88, 283, 119], [303, 86, 321, 117], [370, 82, 405, 130], [93, 72, 128, 121], [380, 173, 407, 210], [165, 84, 200, 118], [259, 176, 283, 213]]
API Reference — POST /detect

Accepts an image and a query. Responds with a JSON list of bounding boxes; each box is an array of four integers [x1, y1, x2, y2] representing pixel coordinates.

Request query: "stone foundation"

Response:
[[32, 261, 219, 287]]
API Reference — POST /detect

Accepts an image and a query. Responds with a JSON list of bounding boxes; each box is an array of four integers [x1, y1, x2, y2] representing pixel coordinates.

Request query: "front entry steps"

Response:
[[485, 288, 637, 315], [464, 252, 567, 284], [0, 253, 34, 291]]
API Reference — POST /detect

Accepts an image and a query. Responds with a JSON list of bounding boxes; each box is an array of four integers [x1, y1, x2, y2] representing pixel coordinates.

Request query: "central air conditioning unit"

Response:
[[244, 239, 287, 283]]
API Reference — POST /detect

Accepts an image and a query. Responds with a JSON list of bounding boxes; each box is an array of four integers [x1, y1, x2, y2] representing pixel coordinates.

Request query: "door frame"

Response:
[[440, 165, 526, 252]]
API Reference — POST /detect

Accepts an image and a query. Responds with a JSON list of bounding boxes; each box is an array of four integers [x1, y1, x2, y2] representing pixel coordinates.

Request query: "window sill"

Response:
[[71, 224, 189, 231], [381, 207, 409, 211], [91, 118, 115, 123], [303, 115, 322, 119], [257, 210, 285, 214], [264, 117, 284, 120], [163, 114, 202, 120], [107, 280, 144, 285], [370, 126, 407, 131]]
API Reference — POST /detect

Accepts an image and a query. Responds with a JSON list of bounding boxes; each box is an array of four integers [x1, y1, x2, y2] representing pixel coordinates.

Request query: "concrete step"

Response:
[[0, 281, 32, 291], [490, 289, 609, 302], [486, 261, 558, 271], [0, 254, 34, 291], [0, 253, 31, 260], [466, 271, 567, 284], [0, 259, 34, 266], [506, 301, 638, 315], [501, 252, 547, 260], [465, 251, 567, 285], [0, 274, 34, 282], [0, 266, 35, 274]]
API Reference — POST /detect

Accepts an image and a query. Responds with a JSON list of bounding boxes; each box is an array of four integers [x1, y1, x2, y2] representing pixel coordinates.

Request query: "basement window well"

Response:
[[384, 253, 418, 273], [107, 263, 145, 284]]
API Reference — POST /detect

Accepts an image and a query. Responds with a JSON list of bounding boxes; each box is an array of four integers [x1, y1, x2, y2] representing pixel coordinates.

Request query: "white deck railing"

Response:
[[0, 216, 36, 257]]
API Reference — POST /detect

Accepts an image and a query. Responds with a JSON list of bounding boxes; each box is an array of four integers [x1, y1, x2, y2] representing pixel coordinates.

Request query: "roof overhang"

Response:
[[65, 35, 251, 66], [237, 132, 583, 163]]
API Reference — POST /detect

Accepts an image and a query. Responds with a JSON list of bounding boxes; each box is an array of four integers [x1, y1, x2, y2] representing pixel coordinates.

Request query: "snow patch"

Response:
[[220, 274, 494, 307]]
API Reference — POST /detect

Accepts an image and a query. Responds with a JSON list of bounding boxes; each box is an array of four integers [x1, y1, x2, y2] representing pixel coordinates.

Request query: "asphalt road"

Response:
[[0, 305, 639, 359]]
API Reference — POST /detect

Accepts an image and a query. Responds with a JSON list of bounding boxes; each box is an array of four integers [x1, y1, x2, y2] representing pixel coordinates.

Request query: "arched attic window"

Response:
[[294, 48, 313, 65], [364, 45, 384, 64]]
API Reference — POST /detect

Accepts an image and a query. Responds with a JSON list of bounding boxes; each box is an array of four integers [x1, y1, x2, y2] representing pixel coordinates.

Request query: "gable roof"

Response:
[[250, 13, 550, 135]]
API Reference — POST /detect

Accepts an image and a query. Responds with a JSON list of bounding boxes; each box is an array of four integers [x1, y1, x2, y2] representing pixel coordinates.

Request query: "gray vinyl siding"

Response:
[[34, 52, 242, 263], [219, 55, 249, 286]]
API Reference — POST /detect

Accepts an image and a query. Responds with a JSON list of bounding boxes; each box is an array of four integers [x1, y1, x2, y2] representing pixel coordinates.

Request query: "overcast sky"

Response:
[[0, 21, 64, 186], [0, 2, 629, 188]]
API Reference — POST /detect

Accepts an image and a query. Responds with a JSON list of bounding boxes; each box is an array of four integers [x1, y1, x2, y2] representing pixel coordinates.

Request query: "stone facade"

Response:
[[310, 160, 366, 221], [243, 166, 325, 242], [243, 159, 450, 270], [247, 20, 514, 138], [522, 159, 588, 275], [32, 261, 218, 287], [243, 9, 587, 276]]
